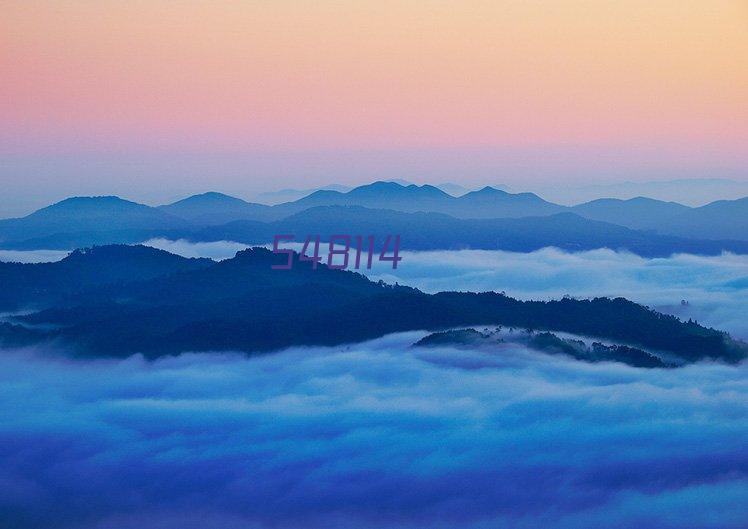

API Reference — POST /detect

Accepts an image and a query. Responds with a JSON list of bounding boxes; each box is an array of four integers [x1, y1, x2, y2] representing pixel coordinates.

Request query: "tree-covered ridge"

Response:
[[415, 328, 672, 368], [0, 245, 744, 363]]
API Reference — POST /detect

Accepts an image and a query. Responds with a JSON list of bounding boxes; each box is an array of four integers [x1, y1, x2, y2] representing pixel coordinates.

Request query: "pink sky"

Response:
[[1, 1, 747, 212]]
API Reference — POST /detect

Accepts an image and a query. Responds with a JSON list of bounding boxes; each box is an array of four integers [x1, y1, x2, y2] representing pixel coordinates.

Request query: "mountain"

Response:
[[571, 195, 748, 241], [435, 182, 471, 196], [2, 245, 744, 363], [414, 328, 671, 368], [284, 181, 451, 209], [158, 192, 275, 224], [656, 197, 748, 241], [253, 184, 352, 205], [572, 197, 690, 230], [254, 181, 424, 205], [457, 186, 564, 217], [435, 182, 511, 196], [0, 245, 212, 311], [0, 196, 188, 248], [275, 181, 566, 219], [3, 185, 747, 250], [536, 178, 748, 207], [3, 196, 748, 256], [187, 206, 748, 258]]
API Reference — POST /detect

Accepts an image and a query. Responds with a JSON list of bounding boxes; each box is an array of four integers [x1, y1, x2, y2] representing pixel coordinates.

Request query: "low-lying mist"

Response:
[[0, 334, 745, 528]]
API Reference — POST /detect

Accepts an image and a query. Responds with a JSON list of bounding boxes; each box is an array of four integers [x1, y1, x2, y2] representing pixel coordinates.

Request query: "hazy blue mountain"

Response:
[[188, 205, 748, 257], [0, 245, 211, 311], [253, 184, 352, 205], [275, 181, 565, 219], [572, 195, 748, 240], [285, 181, 451, 209], [536, 178, 748, 207], [0, 196, 185, 236], [657, 197, 748, 241], [457, 186, 564, 217], [572, 197, 690, 230], [158, 191, 275, 224], [0, 196, 188, 248], [2, 245, 744, 363], [434, 182, 510, 196], [270, 183, 748, 239], [435, 182, 471, 196], [3, 185, 747, 250]]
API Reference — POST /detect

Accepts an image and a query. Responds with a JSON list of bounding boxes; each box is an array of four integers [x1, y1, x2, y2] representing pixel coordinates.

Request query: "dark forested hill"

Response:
[[1, 245, 744, 364], [0, 245, 212, 311]]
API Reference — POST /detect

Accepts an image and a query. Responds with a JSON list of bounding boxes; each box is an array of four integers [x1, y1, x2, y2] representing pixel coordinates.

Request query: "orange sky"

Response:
[[1, 1, 747, 212], [3, 1, 747, 152]]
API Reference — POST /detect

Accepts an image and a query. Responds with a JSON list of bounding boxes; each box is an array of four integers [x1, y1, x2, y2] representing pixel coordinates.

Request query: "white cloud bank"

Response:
[[0, 335, 745, 529]]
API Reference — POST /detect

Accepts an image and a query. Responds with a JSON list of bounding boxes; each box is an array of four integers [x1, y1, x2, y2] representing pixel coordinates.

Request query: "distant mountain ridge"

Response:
[[537, 178, 748, 207], [277, 181, 565, 219], [0, 196, 188, 248], [570, 197, 691, 230], [253, 184, 352, 205], [158, 191, 275, 224], [1, 182, 747, 250]]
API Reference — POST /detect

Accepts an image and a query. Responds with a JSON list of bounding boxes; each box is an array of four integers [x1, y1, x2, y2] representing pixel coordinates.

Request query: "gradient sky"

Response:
[[1, 1, 747, 214]]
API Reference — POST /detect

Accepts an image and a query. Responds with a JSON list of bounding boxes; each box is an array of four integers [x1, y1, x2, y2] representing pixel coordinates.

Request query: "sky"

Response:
[[2, 1, 748, 213]]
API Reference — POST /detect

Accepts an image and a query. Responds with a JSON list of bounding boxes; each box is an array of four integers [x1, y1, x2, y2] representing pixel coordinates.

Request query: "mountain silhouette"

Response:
[[275, 181, 565, 218], [0, 244, 211, 311], [2, 184, 748, 250], [0, 196, 187, 248], [2, 244, 744, 364], [253, 184, 352, 205], [159, 191, 275, 224], [187, 206, 748, 257], [657, 196, 748, 240], [571, 195, 748, 240], [572, 197, 690, 230]]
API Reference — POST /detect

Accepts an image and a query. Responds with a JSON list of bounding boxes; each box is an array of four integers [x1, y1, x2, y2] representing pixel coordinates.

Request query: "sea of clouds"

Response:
[[0, 334, 746, 529], [2, 241, 746, 528]]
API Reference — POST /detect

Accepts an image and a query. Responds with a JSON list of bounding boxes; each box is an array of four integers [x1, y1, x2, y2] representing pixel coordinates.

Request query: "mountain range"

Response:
[[1, 244, 744, 364], [275, 182, 565, 218], [1, 182, 747, 252], [184, 206, 748, 257], [251, 181, 474, 204]]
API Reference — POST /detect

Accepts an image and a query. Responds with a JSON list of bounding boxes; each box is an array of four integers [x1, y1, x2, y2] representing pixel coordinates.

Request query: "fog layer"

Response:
[[1, 334, 746, 529]]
